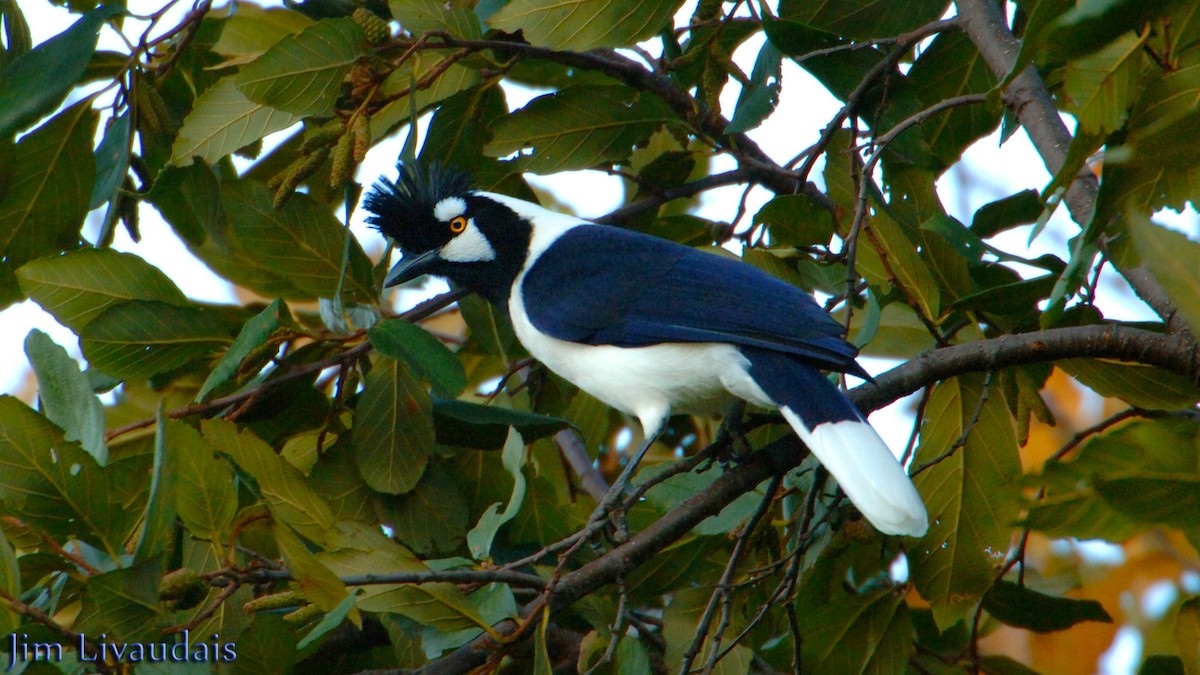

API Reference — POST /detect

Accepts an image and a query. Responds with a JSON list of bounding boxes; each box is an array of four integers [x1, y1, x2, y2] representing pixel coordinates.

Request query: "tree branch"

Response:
[[954, 0, 1097, 225], [408, 35, 828, 205]]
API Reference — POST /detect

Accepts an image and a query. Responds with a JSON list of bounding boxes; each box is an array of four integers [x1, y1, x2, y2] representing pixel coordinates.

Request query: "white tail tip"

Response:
[[781, 408, 928, 537]]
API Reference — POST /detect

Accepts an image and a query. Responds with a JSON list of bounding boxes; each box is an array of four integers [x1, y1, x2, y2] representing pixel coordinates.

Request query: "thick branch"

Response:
[[851, 323, 1195, 413], [954, 0, 1097, 225]]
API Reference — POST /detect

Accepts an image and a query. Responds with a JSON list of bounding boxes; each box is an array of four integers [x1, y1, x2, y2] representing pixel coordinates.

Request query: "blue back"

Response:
[[521, 225, 866, 376]]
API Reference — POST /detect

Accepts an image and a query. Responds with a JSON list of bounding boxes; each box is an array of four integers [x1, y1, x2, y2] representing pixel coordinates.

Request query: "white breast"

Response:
[[501, 205, 776, 437]]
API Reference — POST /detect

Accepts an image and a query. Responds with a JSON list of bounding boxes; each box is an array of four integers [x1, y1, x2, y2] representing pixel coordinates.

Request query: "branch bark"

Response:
[[953, 0, 1097, 225]]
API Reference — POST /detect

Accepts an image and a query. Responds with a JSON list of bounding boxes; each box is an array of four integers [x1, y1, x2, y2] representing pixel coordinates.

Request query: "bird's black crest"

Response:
[[363, 161, 474, 251]]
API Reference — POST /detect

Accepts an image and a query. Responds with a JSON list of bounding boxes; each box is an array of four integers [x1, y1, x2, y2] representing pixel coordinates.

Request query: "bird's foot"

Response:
[[704, 404, 753, 470], [585, 488, 632, 544]]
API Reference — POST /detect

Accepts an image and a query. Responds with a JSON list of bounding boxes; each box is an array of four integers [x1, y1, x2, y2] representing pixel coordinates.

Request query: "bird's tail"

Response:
[[742, 348, 928, 537]]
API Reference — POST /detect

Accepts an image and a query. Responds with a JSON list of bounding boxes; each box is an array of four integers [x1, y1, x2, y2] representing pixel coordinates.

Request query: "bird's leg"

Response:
[[586, 431, 660, 541], [706, 401, 750, 469]]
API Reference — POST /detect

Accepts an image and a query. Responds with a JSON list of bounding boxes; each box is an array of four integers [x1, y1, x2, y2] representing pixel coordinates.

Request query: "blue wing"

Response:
[[521, 225, 866, 376]]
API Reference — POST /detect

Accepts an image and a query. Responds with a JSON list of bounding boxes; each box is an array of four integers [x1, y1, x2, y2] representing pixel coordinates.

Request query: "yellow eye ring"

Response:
[[449, 216, 468, 234]]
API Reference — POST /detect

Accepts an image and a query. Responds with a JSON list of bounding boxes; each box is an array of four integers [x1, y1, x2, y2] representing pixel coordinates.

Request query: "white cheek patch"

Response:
[[433, 197, 468, 222], [440, 221, 496, 262]]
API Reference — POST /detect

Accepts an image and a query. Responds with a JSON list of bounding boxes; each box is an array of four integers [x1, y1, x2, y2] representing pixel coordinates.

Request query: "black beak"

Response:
[[384, 249, 441, 288]]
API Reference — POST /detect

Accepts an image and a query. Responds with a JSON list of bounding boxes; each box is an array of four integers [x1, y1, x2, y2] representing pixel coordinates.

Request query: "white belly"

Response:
[[509, 288, 774, 436]]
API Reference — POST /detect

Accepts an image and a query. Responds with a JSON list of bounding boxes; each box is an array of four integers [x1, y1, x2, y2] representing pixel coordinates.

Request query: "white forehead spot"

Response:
[[440, 220, 496, 263], [434, 197, 468, 222]]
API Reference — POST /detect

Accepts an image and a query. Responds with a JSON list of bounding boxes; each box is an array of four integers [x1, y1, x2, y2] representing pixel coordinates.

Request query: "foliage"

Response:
[[1, 0, 1199, 672]]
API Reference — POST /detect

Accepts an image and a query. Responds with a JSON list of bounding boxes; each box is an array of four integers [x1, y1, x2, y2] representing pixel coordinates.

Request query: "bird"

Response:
[[363, 161, 929, 537]]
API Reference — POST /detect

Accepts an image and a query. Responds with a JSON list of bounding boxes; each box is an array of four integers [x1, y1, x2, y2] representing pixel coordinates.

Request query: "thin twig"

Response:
[[914, 369, 994, 475]]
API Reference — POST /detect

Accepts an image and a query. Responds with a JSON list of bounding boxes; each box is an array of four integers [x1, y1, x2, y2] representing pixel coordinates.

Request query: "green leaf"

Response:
[[0, 260, 21, 311], [793, 536, 914, 673], [1096, 474, 1200, 528], [0, 528, 18, 635], [18, 248, 188, 332], [1125, 212, 1200, 336], [204, 419, 336, 544], [1093, 63, 1200, 218], [1063, 32, 1146, 136], [1030, 418, 1195, 542], [222, 180, 377, 302], [1024, 492, 1138, 543], [484, 86, 676, 173], [616, 635, 652, 675], [134, 402, 178, 562], [1178, 597, 1200, 675], [307, 438, 373, 522], [212, 4, 313, 58], [644, 467, 770, 537], [983, 580, 1112, 633], [466, 428, 527, 560], [971, 189, 1043, 238], [236, 18, 365, 116], [390, 0, 483, 38], [23, 329, 107, 465], [0, 101, 96, 266], [906, 30, 1002, 168], [352, 356, 435, 494], [0, 396, 141, 555], [508, 474, 578, 545], [382, 462, 468, 555], [171, 76, 304, 167], [231, 615, 297, 675], [368, 50, 481, 139], [274, 519, 351, 614], [1041, 0, 1167, 62], [149, 164, 312, 300], [1060, 358, 1200, 410], [420, 84, 509, 170], [146, 161, 225, 247], [80, 301, 229, 380], [75, 558, 163, 643], [1118, 60, 1200, 168], [487, 0, 681, 51], [297, 590, 359, 649], [910, 375, 1022, 630], [370, 318, 466, 398], [0, 4, 122, 138], [0, 0, 32, 67], [431, 398, 569, 449], [90, 110, 131, 209], [752, 194, 835, 246], [458, 293, 516, 356], [197, 299, 286, 401], [726, 41, 782, 134], [778, 0, 948, 42], [319, 521, 491, 632], [174, 421, 237, 546], [858, 209, 942, 320]]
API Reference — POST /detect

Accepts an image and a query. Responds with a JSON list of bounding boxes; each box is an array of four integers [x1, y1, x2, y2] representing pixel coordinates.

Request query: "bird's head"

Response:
[[363, 162, 532, 302]]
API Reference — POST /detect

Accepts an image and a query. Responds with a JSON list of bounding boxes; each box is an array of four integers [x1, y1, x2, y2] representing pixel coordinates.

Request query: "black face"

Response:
[[363, 162, 532, 303]]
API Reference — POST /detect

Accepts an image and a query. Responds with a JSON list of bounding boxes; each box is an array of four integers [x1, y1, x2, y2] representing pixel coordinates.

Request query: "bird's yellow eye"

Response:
[[449, 216, 468, 234]]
